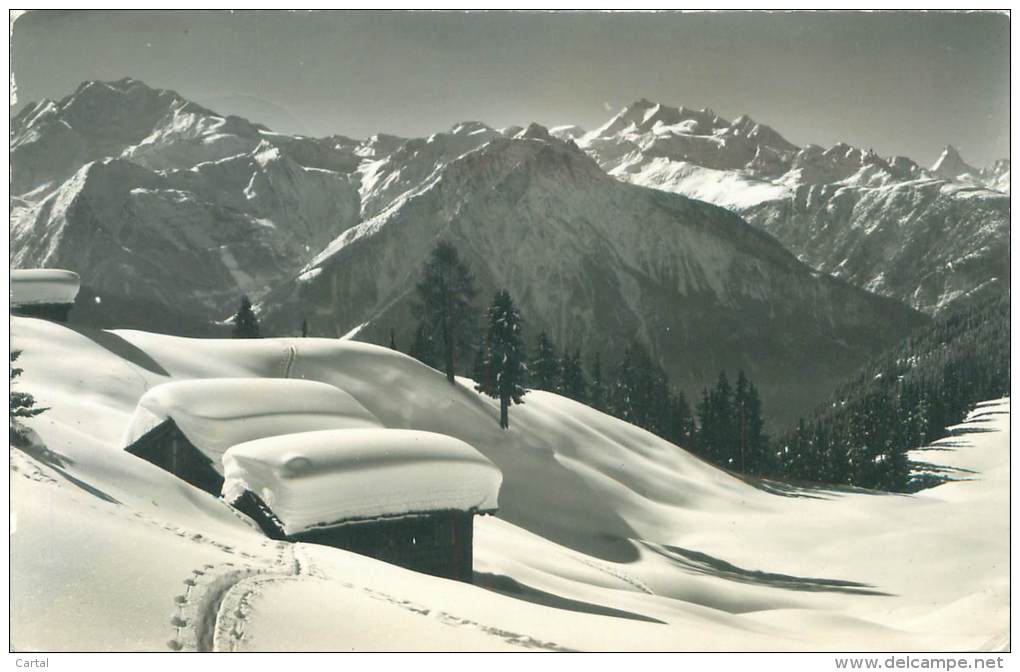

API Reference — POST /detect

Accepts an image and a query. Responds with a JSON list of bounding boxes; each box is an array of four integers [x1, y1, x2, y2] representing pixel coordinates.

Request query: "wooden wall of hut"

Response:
[[124, 420, 224, 496], [292, 511, 476, 583], [12, 303, 73, 323]]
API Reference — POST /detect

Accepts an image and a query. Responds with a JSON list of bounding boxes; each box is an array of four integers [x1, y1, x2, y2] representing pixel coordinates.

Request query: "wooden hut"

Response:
[[223, 429, 502, 583], [120, 378, 381, 496], [10, 269, 80, 322], [123, 417, 225, 494]]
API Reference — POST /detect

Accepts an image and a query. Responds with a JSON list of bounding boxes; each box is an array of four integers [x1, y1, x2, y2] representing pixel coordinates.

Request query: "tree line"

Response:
[[773, 290, 1010, 492]]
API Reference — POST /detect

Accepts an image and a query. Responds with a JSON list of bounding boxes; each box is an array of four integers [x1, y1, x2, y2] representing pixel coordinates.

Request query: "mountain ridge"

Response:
[[261, 121, 926, 426], [12, 79, 932, 425], [568, 99, 1009, 314]]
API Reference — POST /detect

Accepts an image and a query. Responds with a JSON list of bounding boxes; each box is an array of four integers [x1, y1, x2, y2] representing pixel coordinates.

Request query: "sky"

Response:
[[10, 10, 1010, 167]]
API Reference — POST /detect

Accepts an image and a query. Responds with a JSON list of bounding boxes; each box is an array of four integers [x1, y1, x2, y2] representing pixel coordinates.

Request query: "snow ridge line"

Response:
[[280, 344, 297, 378], [13, 445, 265, 561], [569, 552, 655, 595]]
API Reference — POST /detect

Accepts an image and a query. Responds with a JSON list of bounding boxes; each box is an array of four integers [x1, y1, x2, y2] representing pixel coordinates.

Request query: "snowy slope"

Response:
[[578, 100, 1010, 314], [10, 317, 1009, 651], [267, 129, 924, 427]]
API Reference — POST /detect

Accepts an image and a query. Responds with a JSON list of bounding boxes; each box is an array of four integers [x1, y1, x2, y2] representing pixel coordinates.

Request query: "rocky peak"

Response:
[[931, 144, 979, 180]]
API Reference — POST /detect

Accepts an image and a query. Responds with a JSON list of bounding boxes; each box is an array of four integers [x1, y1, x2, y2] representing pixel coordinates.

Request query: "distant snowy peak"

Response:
[[578, 100, 805, 182], [588, 101, 791, 152], [515, 122, 556, 141], [11, 77, 369, 197], [583, 99, 1008, 196], [548, 125, 586, 140], [356, 120, 587, 219], [724, 114, 798, 153], [928, 147, 1009, 194], [449, 120, 496, 137], [575, 99, 1009, 314], [590, 99, 728, 140], [11, 79, 364, 321], [12, 77, 224, 154], [930, 144, 980, 180], [985, 158, 1010, 194], [353, 133, 404, 158]]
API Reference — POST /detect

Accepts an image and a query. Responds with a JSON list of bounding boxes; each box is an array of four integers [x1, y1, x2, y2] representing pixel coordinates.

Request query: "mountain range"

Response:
[[561, 99, 1009, 314], [13, 78, 1004, 425]]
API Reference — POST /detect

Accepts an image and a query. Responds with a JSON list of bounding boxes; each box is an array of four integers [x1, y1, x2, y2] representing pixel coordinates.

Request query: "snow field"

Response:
[[9, 316, 1010, 650]]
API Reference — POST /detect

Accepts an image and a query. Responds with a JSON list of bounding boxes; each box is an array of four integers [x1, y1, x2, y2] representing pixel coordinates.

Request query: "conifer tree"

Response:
[[531, 332, 560, 392], [471, 333, 493, 391], [783, 418, 811, 480], [699, 371, 735, 467], [609, 340, 672, 434], [412, 241, 478, 383], [10, 351, 47, 446], [475, 290, 528, 429], [559, 349, 587, 402], [668, 390, 696, 448], [734, 372, 770, 476], [647, 368, 671, 436], [734, 372, 751, 473], [589, 353, 607, 412], [232, 296, 261, 339], [611, 344, 642, 425], [695, 389, 715, 461], [409, 323, 438, 368]]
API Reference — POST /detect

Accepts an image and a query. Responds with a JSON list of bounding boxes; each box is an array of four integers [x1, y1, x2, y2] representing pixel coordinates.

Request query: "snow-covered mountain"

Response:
[[11, 79, 362, 322], [930, 144, 980, 181], [571, 100, 1009, 313], [263, 121, 925, 426], [10, 80, 928, 424]]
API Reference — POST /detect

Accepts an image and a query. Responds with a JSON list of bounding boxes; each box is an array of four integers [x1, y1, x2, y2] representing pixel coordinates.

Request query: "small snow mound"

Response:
[[10, 269, 81, 306], [222, 428, 502, 535]]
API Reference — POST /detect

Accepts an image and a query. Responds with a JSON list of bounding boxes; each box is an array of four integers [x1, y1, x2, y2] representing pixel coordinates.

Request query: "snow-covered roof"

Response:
[[121, 378, 381, 474], [222, 429, 502, 536], [10, 269, 81, 306]]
